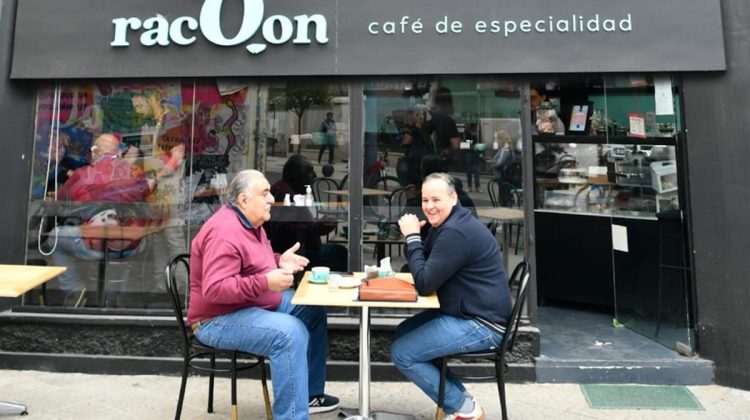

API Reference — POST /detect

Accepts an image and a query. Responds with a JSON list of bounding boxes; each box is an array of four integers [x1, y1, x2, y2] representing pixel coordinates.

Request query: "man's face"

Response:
[[421, 178, 458, 228], [530, 88, 545, 110], [237, 177, 274, 226], [131, 95, 151, 117]]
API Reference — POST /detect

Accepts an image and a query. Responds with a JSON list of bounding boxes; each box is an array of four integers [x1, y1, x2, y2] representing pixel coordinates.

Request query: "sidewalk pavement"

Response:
[[1, 369, 749, 419]]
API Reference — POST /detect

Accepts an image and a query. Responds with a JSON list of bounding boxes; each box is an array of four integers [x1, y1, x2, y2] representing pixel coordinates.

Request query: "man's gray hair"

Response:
[[226, 169, 266, 205], [423, 172, 456, 195]]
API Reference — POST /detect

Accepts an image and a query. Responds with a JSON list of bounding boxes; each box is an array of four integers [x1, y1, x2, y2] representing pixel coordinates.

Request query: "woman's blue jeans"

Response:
[[195, 289, 328, 420], [391, 309, 503, 414]]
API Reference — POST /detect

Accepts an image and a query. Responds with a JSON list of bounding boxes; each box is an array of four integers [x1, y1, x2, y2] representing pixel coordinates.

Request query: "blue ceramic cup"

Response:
[[310, 266, 330, 283]]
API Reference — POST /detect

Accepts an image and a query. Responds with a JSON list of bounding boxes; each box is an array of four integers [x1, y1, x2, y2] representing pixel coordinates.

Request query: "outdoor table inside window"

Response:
[[0, 264, 67, 415], [291, 271, 439, 419], [476, 207, 525, 271], [324, 188, 393, 197], [327, 233, 403, 262]]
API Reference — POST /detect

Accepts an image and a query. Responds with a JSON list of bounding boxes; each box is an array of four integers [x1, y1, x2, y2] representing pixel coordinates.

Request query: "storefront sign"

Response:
[[11, 0, 725, 78], [110, 0, 329, 54]]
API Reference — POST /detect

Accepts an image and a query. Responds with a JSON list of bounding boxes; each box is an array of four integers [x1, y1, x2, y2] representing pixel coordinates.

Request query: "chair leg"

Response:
[[231, 353, 238, 420], [175, 361, 189, 420], [436, 358, 447, 420], [497, 362, 508, 420], [514, 224, 522, 255], [208, 355, 216, 413], [260, 357, 273, 420]]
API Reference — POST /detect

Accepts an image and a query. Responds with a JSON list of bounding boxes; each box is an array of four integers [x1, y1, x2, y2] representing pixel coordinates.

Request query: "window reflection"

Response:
[[27, 79, 349, 311], [362, 77, 523, 315]]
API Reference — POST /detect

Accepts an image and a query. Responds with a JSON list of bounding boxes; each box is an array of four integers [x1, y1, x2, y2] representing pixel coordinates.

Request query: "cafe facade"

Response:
[[1, 0, 749, 390]]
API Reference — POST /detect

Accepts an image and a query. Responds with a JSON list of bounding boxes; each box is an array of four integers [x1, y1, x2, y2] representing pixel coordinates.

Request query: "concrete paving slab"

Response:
[[1, 370, 749, 420], [0, 370, 750, 420]]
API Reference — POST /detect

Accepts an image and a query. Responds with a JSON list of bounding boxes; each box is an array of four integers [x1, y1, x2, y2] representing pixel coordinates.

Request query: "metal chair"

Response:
[[165, 254, 272, 420], [435, 266, 531, 420], [311, 177, 348, 222], [385, 185, 418, 256], [487, 179, 524, 254], [365, 175, 403, 224]]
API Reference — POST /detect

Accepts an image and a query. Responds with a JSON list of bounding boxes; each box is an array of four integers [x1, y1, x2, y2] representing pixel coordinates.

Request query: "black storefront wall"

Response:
[[682, 0, 750, 390], [4, 0, 750, 391], [11, 0, 724, 78]]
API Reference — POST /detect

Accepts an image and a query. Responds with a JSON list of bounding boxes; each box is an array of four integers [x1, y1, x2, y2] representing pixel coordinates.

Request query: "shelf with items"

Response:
[[533, 134, 677, 146], [532, 140, 680, 218]]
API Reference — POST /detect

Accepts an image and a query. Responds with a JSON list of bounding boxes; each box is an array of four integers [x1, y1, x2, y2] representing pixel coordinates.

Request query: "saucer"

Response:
[[308, 277, 328, 284], [336, 277, 363, 289]]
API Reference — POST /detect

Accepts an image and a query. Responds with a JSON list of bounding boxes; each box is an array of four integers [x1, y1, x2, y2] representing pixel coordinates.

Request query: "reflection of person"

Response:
[[130, 87, 186, 172], [462, 123, 483, 192], [266, 155, 347, 272], [44, 132, 84, 193], [424, 86, 460, 167], [49, 133, 155, 306], [490, 130, 514, 182], [531, 87, 565, 135], [394, 173, 511, 420], [317, 112, 336, 164], [397, 108, 433, 186], [131, 87, 188, 291], [188, 170, 339, 419]]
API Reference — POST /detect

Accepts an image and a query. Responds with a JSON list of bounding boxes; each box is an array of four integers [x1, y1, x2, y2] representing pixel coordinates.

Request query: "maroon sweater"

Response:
[[187, 205, 282, 324]]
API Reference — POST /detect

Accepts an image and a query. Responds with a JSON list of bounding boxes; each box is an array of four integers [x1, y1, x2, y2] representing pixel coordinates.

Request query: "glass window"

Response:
[[531, 74, 681, 217], [26, 78, 349, 311], [361, 77, 524, 315]]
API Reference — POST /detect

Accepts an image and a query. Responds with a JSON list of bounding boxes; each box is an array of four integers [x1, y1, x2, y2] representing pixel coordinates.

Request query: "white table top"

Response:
[[476, 206, 524, 221]]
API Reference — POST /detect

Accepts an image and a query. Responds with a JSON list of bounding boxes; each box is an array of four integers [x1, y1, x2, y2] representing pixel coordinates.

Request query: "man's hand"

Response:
[[279, 242, 310, 273], [398, 213, 426, 236], [266, 268, 295, 292]]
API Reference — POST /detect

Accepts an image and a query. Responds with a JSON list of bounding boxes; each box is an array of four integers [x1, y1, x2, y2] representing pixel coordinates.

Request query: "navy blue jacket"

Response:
[[405, 204, 512, 326]]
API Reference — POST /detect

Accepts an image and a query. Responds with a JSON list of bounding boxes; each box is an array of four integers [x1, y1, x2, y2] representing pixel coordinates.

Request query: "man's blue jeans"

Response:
[[391, 309, 503, 414], [195, 290, 328, 420]]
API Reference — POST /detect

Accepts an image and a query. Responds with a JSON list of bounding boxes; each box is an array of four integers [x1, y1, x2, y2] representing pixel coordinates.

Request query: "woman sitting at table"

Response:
[[393, 172, 512, 420], [265, 155, 347, 272]]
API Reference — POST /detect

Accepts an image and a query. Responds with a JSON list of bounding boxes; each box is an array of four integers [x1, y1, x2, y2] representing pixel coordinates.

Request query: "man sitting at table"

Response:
[[188, 169, 339, 419], [48, 133, 155, 306], [393, 172, 512, 420]]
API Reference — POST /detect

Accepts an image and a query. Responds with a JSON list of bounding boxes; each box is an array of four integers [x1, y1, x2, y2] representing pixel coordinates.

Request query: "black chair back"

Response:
[[165, 253, 192, 358], [502, 270, 530, 358], [311, 177, 341, 202], [488, 179, 520, 208], [388, 185, 418, 222], [312, 177, 348, 221]]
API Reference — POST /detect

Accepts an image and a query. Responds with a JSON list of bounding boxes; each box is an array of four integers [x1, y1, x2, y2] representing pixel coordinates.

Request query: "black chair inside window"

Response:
[[365, 175, 403, 224], [435, 264, 531, 420], [312, 177, 348, 219], [165, 254, 272, 420], [487, 179, 524, 255]]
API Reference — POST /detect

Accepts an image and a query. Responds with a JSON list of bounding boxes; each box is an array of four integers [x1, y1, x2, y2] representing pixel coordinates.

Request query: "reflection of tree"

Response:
[[271, 83, 331, 136]]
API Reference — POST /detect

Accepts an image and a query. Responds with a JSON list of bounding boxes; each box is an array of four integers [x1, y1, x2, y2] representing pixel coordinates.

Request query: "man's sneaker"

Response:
[[308, 394, 340, 414], [443, 398, 485, 420]]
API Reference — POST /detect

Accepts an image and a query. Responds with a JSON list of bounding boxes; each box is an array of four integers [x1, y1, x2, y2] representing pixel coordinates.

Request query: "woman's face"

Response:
[[421, 179, 458, 228]]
